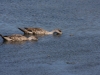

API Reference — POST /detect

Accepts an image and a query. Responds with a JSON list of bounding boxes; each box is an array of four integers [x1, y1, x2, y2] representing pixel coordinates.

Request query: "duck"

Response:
[[18, 27, 62, 35], [0, 34, 38, 41]]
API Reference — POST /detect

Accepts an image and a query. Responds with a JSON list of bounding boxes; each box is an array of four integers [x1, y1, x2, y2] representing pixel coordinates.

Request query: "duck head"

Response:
[[53, 29, 62, 35]]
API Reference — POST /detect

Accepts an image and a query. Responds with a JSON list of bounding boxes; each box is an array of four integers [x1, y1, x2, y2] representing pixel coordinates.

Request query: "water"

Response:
[[0, 0, 100, 75]]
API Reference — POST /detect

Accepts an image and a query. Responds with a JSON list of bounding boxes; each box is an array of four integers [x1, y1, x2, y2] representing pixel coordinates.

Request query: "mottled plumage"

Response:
[[0, 34, 38, 41], [18, 27, 62, 35]]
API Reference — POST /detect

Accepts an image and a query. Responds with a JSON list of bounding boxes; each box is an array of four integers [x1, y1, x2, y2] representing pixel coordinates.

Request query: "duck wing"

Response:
[[9, 35, 27, 41], [24, 28, 47, 34], [10, 34, 23, 37], [25, 28, 46, 31]]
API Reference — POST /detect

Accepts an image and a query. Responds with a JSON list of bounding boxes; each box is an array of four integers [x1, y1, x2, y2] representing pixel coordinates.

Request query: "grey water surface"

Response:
[[0, 0, 100, 75]]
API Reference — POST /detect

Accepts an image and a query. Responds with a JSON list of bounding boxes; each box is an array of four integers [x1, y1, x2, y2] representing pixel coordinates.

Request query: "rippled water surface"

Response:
[[0, 0, 100, 75]]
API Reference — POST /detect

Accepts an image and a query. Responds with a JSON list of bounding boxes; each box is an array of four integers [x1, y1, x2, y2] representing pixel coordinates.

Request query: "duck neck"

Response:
[[28, 37, 32, 40], [45, 31, 53, 35], [28, 36, 38, 41]]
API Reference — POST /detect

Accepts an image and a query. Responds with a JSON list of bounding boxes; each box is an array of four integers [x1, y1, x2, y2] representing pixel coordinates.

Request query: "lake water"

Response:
[[0, 0, 100, 75]]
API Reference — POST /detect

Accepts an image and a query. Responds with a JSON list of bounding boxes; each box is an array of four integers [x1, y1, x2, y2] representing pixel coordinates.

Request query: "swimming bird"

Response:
[[0, 34, 38, 41], [18, 27, 62, 35]]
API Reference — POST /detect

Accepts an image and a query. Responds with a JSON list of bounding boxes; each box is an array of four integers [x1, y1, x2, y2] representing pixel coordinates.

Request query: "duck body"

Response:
[[0, 34, 38, 41], [18, 27, 62, 35]]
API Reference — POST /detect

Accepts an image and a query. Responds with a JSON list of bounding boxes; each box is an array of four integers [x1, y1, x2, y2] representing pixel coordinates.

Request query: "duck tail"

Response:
[[18, 28, 25, 32], [0, 34, 7, 41], [18, 28, 29, 34], [0, 34, 4, 39], [18, 28, 33, 34]]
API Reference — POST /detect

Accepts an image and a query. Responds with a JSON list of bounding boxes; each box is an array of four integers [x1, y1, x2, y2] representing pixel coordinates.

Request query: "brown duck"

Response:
[[18, 27, 62, 35], [0, 34, 38, 41]]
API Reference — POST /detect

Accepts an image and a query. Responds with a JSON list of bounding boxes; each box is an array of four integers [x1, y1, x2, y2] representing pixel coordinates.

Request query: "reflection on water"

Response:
[[0, 39, 38, 46], [2, 41, 26, 45]]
